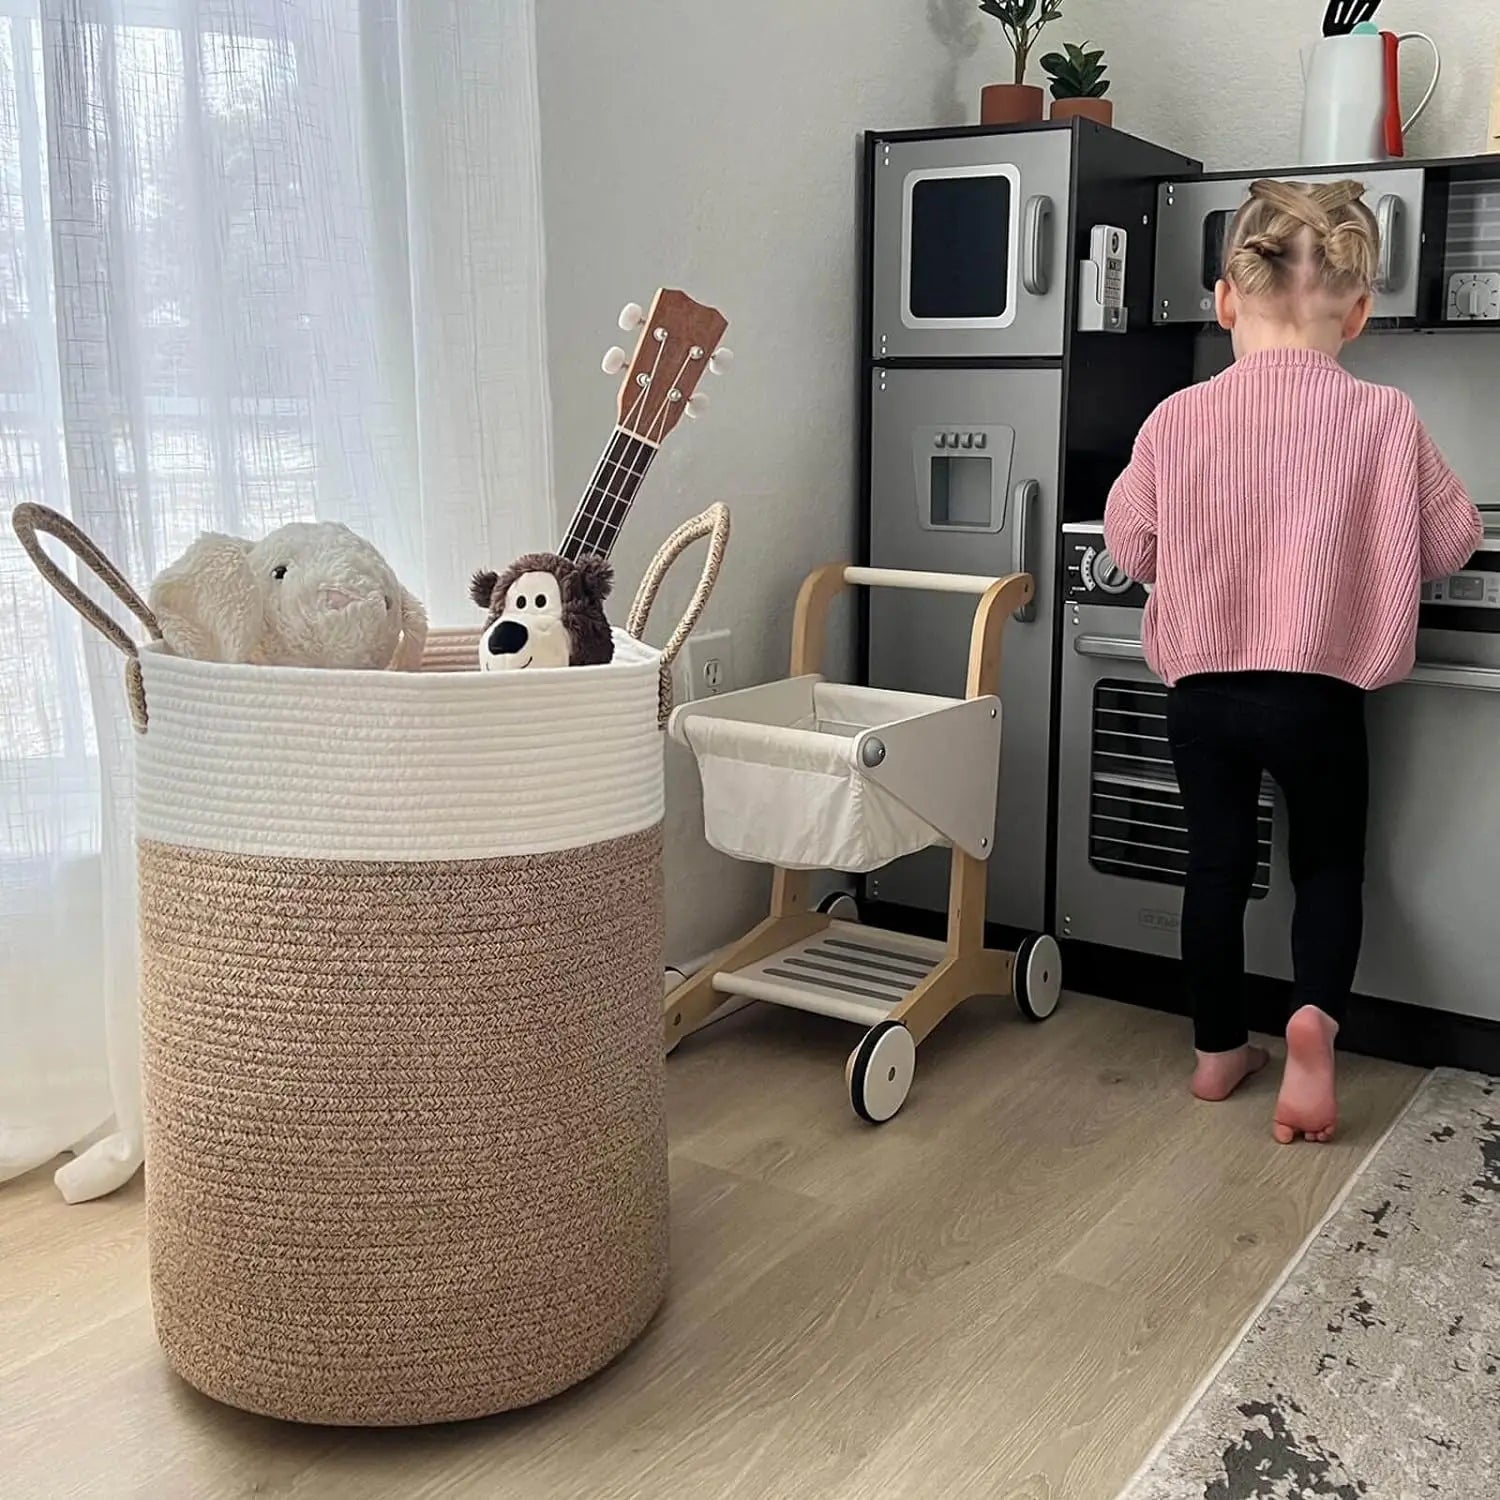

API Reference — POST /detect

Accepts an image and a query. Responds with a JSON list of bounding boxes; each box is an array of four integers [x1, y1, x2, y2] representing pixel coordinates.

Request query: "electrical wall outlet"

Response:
[[680, 628, 734, 701]]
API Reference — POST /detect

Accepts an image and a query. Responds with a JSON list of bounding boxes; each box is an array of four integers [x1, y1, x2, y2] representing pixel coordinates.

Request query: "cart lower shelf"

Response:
[[679, 916, 1063, 1124], [712, 920, 944, 1028]]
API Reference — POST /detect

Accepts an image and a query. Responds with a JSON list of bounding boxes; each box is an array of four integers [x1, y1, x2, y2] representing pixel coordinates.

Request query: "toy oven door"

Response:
[[1054, 605, 1294, 970]]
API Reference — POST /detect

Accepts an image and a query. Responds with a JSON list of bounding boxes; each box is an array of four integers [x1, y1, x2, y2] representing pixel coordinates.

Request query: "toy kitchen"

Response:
[[858, 119, 1500, 1065]]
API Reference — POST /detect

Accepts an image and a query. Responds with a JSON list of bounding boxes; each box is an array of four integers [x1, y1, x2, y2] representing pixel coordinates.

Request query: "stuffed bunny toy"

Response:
[[149, 521, 427, 670]]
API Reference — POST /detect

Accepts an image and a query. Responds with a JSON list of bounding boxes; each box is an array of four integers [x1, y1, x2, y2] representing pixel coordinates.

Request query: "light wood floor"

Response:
[[3, 995, 1419, 1500]]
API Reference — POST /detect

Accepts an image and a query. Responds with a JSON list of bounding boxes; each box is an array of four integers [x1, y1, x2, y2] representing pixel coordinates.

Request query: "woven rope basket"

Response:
[[14, 502, 729, 1426]]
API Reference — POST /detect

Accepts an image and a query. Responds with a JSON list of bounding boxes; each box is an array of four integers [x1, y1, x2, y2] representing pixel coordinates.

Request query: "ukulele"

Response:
[[557, 289, 731, 562]]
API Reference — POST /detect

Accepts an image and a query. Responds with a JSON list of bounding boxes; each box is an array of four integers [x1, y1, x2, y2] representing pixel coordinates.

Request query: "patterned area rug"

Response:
[[1123, 1069, 1500, 1500]]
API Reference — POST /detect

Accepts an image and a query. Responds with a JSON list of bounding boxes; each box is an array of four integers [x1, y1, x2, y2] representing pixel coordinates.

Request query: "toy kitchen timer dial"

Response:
[[1092, 549, 1132, 595], [1447, 272, 1500, 322]]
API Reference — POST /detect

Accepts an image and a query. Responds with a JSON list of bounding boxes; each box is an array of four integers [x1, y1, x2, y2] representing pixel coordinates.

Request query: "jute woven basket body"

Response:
[[13, 502, 729, 1426]]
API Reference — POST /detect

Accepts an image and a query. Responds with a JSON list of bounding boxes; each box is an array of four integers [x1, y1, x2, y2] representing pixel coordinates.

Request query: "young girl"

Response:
[[1104, 179, 1481, 1145]]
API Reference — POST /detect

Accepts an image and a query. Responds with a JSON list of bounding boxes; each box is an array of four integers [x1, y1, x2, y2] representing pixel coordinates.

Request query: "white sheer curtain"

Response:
[[1, 0, 551, 1201]]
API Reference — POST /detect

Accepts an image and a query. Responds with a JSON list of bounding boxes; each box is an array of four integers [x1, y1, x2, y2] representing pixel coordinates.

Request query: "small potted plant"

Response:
[[1042, 40, 1112, 127], [977, 1, 1064, 126]]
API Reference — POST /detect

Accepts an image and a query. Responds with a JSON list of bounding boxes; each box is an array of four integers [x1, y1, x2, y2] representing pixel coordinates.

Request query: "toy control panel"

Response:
[[1062, 523, 1151, 609]]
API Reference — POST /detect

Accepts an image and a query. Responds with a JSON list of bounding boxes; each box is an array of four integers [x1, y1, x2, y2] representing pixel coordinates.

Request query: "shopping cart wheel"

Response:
[[847, 1020, 916, 1124], [1013, 933, 1063, 1022], [818, 891, 861, 923]]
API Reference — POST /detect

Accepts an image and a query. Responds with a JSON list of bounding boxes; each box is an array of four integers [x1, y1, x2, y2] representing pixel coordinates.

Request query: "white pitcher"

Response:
[[1299, 31, 1440, 167]]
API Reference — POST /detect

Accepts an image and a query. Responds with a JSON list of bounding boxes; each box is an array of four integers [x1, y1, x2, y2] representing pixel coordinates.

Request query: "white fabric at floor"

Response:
[[0, 0, 552, 1201]]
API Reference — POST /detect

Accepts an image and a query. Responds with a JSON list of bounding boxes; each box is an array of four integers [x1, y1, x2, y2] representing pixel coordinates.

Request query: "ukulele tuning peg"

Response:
[[708, 347, 734, 375], [617, 302, 647, 332], [684, 392, 708, 419], [601, 346, 629, 375]]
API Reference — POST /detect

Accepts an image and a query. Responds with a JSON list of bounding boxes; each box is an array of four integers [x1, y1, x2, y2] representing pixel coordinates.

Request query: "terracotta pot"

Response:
[[1050, 96, 1114, 127], [980, 84, 1045, 126]]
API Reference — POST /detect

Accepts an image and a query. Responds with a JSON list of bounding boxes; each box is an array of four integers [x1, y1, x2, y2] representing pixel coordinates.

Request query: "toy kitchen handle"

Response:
[[1072, 638, 1500, 694], [10, 502, 160, 733], [1022, 195, 1053, 297], [1395, 32, 1441, 134], [1374, 193, 1405, 293], [1406, 662, 1500, 693], [1011, 479, 1039, 623], [627, 501, 732, 727], [1074, 634, 1145, 662]]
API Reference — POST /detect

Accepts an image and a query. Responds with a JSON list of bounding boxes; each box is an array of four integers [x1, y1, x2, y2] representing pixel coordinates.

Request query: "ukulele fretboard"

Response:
[[560, 428, 658, 563]]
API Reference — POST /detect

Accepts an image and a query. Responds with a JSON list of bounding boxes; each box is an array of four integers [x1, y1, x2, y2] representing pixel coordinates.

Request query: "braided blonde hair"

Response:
[[1224, 179, 1380, 301]]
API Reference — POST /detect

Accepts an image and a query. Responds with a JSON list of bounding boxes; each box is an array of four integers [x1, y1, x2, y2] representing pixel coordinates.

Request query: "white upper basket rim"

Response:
[[136, 626, 662, 691], [132, 626, 667, 861]]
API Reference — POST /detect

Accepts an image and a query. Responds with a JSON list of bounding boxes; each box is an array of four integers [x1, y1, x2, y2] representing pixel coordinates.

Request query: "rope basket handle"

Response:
[[11, 503, 162, 732], [627, 502, 731, 727]]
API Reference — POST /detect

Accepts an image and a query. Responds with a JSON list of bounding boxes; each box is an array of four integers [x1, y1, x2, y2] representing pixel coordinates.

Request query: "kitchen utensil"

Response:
[[1324, 0, 1383, 37], [1300, 30, 1440, 165]]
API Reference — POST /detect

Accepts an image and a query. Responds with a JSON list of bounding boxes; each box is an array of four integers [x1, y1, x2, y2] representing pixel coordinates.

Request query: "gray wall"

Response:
[[534, 2, 964, 960]]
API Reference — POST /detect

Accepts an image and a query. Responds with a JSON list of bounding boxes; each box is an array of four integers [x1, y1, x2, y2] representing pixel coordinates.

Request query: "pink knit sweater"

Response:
[[1104, 348, 1482, 691]]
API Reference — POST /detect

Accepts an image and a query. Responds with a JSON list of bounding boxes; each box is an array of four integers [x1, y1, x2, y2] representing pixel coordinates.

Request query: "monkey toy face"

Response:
[[480, 569, 570, 672], [470, 551, 616, 673]]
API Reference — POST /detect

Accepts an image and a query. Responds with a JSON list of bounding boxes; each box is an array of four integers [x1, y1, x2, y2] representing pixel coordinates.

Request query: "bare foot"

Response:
[[1191, 1043, 1270, 1102], [1274, 1005, 1340, 1144]]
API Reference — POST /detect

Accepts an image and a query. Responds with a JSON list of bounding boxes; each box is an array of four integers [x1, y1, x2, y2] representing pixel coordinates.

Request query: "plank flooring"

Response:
[[1, 995, 1420, 1500]]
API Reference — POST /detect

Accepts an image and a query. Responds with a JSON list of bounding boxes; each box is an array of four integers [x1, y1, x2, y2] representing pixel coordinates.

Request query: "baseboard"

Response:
[[1061, 940, 1500, 1074], [859, 900, 1500, 1073]]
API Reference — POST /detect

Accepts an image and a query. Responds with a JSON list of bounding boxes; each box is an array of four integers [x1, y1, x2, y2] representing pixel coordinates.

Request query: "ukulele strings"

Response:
[[576, 433, 654, 558], [644, 348, 697, 443], [571, 331, 698, 558], [564, 321, 671, 558]]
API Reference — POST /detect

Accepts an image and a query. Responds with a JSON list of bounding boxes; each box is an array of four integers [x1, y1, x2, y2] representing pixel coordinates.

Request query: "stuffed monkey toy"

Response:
[[470, 554, 614, 671]]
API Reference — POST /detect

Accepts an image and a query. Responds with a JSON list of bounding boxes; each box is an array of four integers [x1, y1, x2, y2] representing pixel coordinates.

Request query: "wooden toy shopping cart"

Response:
[[665, 565, 1062, 1122]]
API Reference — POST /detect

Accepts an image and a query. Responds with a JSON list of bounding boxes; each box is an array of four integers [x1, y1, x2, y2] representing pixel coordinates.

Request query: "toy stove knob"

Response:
[[1093, 550, 1132, 595]]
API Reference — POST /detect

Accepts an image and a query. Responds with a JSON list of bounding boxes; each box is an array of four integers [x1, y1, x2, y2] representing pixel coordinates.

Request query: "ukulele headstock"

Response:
[[603, 289, 730, 447]]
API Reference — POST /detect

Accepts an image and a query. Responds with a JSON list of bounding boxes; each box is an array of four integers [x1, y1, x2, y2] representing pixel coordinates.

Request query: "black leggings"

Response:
[[1167, 672, 1367, 1053]]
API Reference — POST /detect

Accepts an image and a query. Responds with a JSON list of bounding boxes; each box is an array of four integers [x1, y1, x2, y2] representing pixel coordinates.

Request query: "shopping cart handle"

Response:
[[789, 566, 1032, 703], [841, 566, 1003, 596]]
